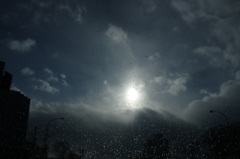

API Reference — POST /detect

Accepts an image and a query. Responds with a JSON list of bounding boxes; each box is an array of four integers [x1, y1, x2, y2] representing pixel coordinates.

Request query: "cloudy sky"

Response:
[[1, 0, 240, 157]]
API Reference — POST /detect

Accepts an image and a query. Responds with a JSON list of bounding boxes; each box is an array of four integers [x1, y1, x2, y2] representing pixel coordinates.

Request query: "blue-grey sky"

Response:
[[1, 0, 240, 157]]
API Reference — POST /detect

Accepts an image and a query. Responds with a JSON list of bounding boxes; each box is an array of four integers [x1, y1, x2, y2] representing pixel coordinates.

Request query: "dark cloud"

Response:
[[171, 0, 240, 67], [182, 71, 240, 125]]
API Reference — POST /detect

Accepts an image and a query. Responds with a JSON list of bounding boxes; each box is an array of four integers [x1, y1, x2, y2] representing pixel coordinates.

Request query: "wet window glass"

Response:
[[1, 0, 240, 158]]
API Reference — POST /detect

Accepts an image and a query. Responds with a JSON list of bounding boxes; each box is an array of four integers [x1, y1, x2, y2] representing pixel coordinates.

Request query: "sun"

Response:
[[126, 87, 139, 103], [123, 81, 145, 110]]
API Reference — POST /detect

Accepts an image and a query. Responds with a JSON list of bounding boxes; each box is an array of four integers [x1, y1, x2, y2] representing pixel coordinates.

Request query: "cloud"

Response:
[[105, 24, 129, 44], [212, 18, 240, 67], [236, 71, 240, 80], [171, 0, 240, 68], [103, 80, 108, 86], [43, 68, 70, 87], [30, 68, 69, 93], [200, 89, 215, 96], [224, 44, 240, 67], [30, 89, 134, 125], [153, 74, 189, 95], [171, 0, 228, 23], [60, 74, 66, 79], [21, 67, 35, 76], [53, 79, 147, 124], [58, 5, 86, 24], [73, 6, 87, 24], [145, 53, 161, 66], [171, 0, 200, 24], [30, 98, 58, 114], [33, 79, 59, 93], [193, 46, 221, 56], [43, 68, 59, 82], [153, 76, 165, 85], [182, 71, 240, 124], [142, 0, 158, 13], [60, 74, 70, 87], [168, 76, 189, 95], [43, 67, 53, 75], [104, 24, 135, 60], [146, 52, 160, 63], [30, 0, 87, 24], [193, 46, 226, 67], [11, 85, 21, 92], [8, 38, 36, 52], [42, 68, 70, 87], [61, 80, 69, 87]]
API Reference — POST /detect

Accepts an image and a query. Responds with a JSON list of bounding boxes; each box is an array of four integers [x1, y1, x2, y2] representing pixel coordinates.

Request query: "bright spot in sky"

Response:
[[123, 79, 145, 110], [126, 87, 139, 103]]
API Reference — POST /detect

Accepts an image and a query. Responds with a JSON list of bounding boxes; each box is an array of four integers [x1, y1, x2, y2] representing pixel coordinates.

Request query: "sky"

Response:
[[1, 0, 240, 158]]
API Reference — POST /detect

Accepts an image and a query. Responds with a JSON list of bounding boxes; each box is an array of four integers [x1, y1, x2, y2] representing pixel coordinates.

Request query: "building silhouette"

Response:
[[0, 61, 30, 158]]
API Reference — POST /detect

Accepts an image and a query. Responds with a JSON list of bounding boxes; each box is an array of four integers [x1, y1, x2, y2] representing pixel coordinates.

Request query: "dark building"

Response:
[[0, 61, 30, 158]]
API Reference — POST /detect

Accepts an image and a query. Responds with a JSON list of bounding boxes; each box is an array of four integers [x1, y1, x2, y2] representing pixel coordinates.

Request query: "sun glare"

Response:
[[126, 87, 139, 102], [123, 80, 145, 110]]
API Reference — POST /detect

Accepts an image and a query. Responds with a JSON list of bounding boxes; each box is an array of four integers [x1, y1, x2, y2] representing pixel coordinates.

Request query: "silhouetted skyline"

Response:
[[0, 61, 30, 158]]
